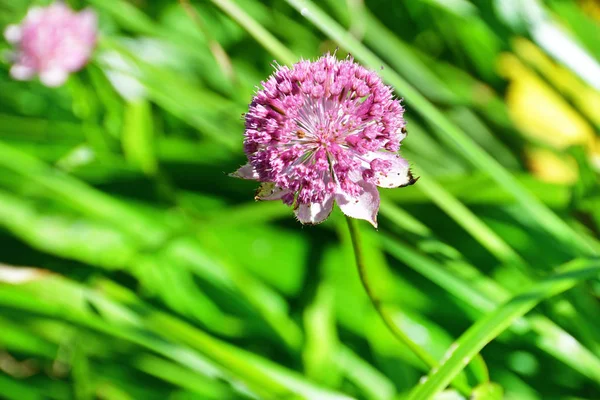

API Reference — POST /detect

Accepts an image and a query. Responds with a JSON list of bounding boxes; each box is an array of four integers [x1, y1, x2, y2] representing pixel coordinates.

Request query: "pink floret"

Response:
[[233, 54, 415, 227], [4, 2, 98, 87]]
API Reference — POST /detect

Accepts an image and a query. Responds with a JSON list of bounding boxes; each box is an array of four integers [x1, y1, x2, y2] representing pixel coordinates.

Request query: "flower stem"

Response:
[[345, 216, 472, 396], [345, 216, 437, 367]]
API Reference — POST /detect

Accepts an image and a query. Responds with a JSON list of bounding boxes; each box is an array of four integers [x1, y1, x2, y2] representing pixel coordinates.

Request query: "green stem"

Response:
[[345, 216, 471, 395]]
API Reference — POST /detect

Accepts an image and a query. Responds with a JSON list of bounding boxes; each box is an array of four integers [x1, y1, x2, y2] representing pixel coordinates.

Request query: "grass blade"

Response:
[[381, 233, 600, 383], [209, 0, 296, 65], [407, 258, 600, 399]]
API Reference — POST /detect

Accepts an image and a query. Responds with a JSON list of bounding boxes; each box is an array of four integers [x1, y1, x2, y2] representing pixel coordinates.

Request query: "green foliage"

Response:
[[0, 0, 599, 399]]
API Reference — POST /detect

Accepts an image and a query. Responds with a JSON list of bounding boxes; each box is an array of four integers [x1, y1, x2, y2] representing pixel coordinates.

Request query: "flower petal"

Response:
[[10, 64, 35, 81], [4, 25, 22, 44], [230, 163, 259, 180], [78, 9, 98, 32], [39, 68, 69, 87], [371, 152, 416, 188], [335, 181, 380, 228], [25, 7, 44, 23], [295, 195, 334, 225], [255, 183, 290, 201]]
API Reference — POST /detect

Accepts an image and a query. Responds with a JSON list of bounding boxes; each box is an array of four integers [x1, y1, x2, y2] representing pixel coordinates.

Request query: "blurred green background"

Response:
[[0, 0, 599, 399]]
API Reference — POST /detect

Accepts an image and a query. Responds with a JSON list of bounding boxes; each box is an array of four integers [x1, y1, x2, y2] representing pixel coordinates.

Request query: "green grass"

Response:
[[0, 0, 599, 399]]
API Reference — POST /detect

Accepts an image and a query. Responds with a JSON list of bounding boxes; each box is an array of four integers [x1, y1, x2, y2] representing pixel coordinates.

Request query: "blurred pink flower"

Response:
[[4, 2, 97, 87], [233, 54, 415, 227]]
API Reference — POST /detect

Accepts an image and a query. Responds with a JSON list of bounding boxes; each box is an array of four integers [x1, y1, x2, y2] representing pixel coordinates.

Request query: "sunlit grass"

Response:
[[0, 0, 599, 399]]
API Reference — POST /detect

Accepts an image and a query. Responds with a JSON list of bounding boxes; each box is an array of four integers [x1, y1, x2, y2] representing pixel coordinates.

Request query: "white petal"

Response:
[[40, 68, 69, 87], [335, 181, 380, 228], [25, 7, 44, 23], [397, 127, 407, 142], [78, 9, 98, 31], [48, 2, 70, 15], [4, 25, 22, 43], [370, 152, 416, 188], [255, 183, 290, 201], [295, 195, 334, 225], [230, 163, 259, 180], [10, 64, 35, 81]]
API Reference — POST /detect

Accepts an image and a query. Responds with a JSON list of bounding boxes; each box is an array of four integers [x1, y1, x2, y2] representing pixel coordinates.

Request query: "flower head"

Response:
[[233, 54, 415, 227], [4, 2, 97, 87]]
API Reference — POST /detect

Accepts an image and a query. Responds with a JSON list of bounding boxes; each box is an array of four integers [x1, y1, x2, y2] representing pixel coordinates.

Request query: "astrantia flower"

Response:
[[233, 54, 416, 227], [3, 2, 97, 87]]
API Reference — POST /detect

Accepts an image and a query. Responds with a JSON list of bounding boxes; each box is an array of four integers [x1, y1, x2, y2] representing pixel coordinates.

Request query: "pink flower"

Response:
[[233, 54, 416, 227], [4, 2, 97, 87]]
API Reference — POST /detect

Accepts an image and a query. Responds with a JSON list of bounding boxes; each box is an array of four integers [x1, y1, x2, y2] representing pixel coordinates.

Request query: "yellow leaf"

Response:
[[499, 52, 595, 150]]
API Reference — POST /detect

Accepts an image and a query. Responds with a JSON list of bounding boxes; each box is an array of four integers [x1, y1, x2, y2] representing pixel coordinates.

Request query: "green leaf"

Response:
[[122, 99, 157, 175], [302, 283, 342, 387], [407, 259, 600, 399], [470, 382, 503, 400], [208, 0, 296, 65], [381, 234, 600, 383]]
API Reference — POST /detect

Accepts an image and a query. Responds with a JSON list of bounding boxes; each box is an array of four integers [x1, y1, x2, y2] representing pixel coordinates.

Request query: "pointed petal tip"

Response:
[[295, 196, 334, 225], [404, 169, 419, 187], [371, 152, 415, 188], [336, 181, 380, 228], [230, 163, 259, 180]]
